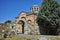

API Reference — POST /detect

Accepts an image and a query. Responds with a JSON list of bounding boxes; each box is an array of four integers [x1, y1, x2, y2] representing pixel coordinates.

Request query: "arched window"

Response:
[[28, 20, 31, 24], [21, 17, 26, 20], [37, 8, 38, 11], [18, 21, 23, 25], [34, 7, 36, 10], [32, 8, 33, 10]]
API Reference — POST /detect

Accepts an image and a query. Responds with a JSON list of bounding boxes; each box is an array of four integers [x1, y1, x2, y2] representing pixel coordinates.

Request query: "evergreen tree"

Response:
[[37, 0, 60, 35]]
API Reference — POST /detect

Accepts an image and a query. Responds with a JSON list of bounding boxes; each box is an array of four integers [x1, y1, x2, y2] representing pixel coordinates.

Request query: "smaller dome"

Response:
[[33, 5, 39, 7], [30, 5, 40, 13]]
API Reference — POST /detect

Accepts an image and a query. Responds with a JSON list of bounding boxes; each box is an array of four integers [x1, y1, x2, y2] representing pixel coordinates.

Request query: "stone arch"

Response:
[[21, 17, 26, 20], [18, 20, 25, 34], [16, 19, 26, 34]]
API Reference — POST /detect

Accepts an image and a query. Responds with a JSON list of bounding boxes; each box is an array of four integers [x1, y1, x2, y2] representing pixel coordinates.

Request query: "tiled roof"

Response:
[[16, 11, 36, 18], [26, 13, 36, 16]]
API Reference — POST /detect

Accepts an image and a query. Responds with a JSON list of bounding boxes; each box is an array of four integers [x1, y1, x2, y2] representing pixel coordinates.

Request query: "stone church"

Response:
[[10, 5, 40, 35]]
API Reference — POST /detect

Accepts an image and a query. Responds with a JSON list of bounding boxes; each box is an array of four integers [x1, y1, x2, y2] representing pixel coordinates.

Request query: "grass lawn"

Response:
[[5, 36, 29, 40], [0, 35, 60, 40], [0, 36, 28, 40]]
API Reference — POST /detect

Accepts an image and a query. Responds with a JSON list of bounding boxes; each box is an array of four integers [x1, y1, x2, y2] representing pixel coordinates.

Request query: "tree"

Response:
[[37, 0, 60, 35], [4, 20, 12, 34], [5, 20, 11, 24], [4, 20, 11, 28]]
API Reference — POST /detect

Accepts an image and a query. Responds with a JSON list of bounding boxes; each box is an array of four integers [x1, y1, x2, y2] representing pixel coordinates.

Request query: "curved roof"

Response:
[[33, 5, 39, 7]]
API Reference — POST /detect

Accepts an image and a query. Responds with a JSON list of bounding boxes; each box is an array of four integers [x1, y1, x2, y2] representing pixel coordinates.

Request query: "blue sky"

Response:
[[0, 0, 60, 23]]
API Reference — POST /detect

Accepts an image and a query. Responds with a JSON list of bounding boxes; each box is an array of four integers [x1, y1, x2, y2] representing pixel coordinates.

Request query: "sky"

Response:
[[0, 0, 60, 23]]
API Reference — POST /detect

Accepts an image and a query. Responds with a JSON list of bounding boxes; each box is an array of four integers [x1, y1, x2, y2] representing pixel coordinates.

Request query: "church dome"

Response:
[[30, 5, 40, 13]]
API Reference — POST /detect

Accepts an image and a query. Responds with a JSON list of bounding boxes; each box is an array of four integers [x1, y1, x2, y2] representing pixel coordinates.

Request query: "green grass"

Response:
[[5, 36, 28, 40], [0, 35, 60, 40], [0, 36, 28, 40]]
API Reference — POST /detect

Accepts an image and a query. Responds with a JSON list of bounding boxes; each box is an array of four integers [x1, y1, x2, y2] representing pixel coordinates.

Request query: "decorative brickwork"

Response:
[[10, 5, 40, 35]]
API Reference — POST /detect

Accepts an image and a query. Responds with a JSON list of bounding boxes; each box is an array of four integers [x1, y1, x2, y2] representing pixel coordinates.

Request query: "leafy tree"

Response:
[[37, 0, 60, 35], [5, 20, 11, 24], [4, 20, 12, 33], [4, 20, 11, 27]]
